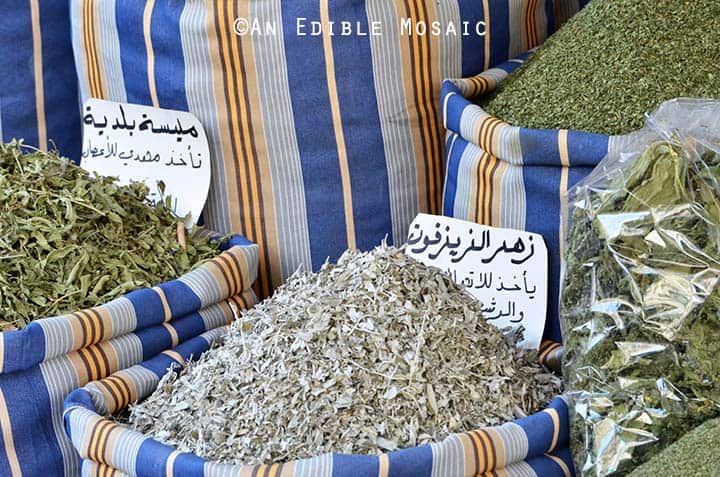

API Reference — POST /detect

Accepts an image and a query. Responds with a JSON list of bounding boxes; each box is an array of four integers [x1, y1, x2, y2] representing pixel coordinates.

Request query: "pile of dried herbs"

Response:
[[561, 140, 720, 475], [627, 417, 720, 477], [129, 245, 562, 465], [0, 142, 221, 330], [482, 0, 720, 135]]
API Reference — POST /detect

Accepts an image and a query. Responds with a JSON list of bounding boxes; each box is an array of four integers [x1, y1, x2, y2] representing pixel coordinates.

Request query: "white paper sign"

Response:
[[80, 99, 211, 225], [405, 214, 548, 349]]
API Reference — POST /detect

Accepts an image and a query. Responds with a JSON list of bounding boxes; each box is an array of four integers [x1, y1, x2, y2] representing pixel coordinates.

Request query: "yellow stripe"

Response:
[[482, 0, 491, 71], [320, 0, 356, 250], [0, 389, 21, 477], [143, 0, 159, 107], [485, 428, 506, 469], [558, 130, 570, 267], [543, 408, 561, 452], [478, 430, 495, 472], [378, 454, 390, 477], [166, 450, 180, 477], [153, 287, 173, 323], [29, 0, 47, 151], [546, 453, 572, 477]]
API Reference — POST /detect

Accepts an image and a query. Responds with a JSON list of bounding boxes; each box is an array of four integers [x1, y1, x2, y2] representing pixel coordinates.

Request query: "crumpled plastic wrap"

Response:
[[560, 99, 720, 476]]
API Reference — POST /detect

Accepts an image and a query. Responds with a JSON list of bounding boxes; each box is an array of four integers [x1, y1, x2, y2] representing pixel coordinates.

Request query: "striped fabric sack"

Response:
[[0, 237, 259, 477], [63, 338, 575, 477], [69, 0, 563, 299], [441, 54, 635, 345], [0, 1, 81, 159]]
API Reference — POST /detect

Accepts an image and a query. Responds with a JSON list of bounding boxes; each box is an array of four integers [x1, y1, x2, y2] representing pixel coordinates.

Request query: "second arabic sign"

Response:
[[80, 99, 211, 225], [405, 214, 548, 349]]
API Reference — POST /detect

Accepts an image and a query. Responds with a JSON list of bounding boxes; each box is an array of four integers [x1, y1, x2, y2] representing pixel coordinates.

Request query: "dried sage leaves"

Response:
[[0, 142, 221, 330], [129, 245, 561, 465]]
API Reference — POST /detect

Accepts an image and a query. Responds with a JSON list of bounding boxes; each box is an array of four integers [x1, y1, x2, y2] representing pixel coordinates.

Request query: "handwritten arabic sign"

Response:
[[405, 214, 548, 349], [80, 99, 211, 225]]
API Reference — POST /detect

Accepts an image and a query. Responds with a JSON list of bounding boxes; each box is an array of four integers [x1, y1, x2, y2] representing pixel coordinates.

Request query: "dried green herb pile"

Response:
[[627, 417, 720, 477], [0, 142, 220, 330], [561, 141, 720, 475], [129, 245, 562, 465], [482, 0, 720, 135]]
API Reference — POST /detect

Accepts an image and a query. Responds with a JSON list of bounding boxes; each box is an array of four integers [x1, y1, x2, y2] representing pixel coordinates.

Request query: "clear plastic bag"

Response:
[[560, 99, 720, 476]]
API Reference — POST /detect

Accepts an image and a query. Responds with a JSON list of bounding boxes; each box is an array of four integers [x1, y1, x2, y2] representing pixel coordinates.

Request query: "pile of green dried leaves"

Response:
[[0, 142, 221, 330], [482, 0, 720, 135], [129, 245, 562, 465], [627, 417, 720, 477], [561, 140, 720, 475]]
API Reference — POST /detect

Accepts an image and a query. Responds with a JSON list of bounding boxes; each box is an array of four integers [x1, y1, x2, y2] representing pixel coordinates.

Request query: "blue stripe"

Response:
[[329, 0, 392, 249], [441, 81, 466, 135], [458, 2, 486, 77], [545, 0, 556, 35], [525, 452, 572, 477], [0, 5, 39, 147], [135, 438, 176, 477], [116, 1, 152, 105], [128, 289, 165, 330], [0, 367, 64, 476], [389, 444, 433, 477], [282, 3, 347, 270], [487, 0, 510, 69], [39, 1, 82, 161], [520, 129, 563, 342], [0, 325, 46, 375], [332, 454, 380, 477], [566, 130, 609, 166], [150, 0, 189, 111], [442, 133, 467, 216], [157, 281, 201, 318]]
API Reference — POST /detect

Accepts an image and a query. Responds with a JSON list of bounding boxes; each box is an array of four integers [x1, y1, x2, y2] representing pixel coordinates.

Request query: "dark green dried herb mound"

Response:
[[482, 0, 720, 135], [0, 142, 221, 330], [627, 418, 720, 477], [561, 141, 720, 474]]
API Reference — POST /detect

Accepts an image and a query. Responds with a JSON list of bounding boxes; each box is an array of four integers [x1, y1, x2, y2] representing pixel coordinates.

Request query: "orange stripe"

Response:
[[78, 347, 101, 382], [483, 0, 491, 71], [106, 374, 132, 410], [88, 419, 113, 463], [467, 430, 486, 474], [162, 350, 185, 366], [545, 453, 572, 477], [96, 380, 120, 412], [208, 258, 236, 297], [85, 0, 102, 97], [215, 254, 239, 296], [219, 252, 242, 295], [81, 0, 95, 96], [320, 0, 356, 251], [485, 155, 500, 225], [214, 2, 253, 244], [152, 287, 173, 323], [87, 344, 109, 379], [76, 309, 97, 348], [543, 408, 561, 452], [29, 0, 47, 150]]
